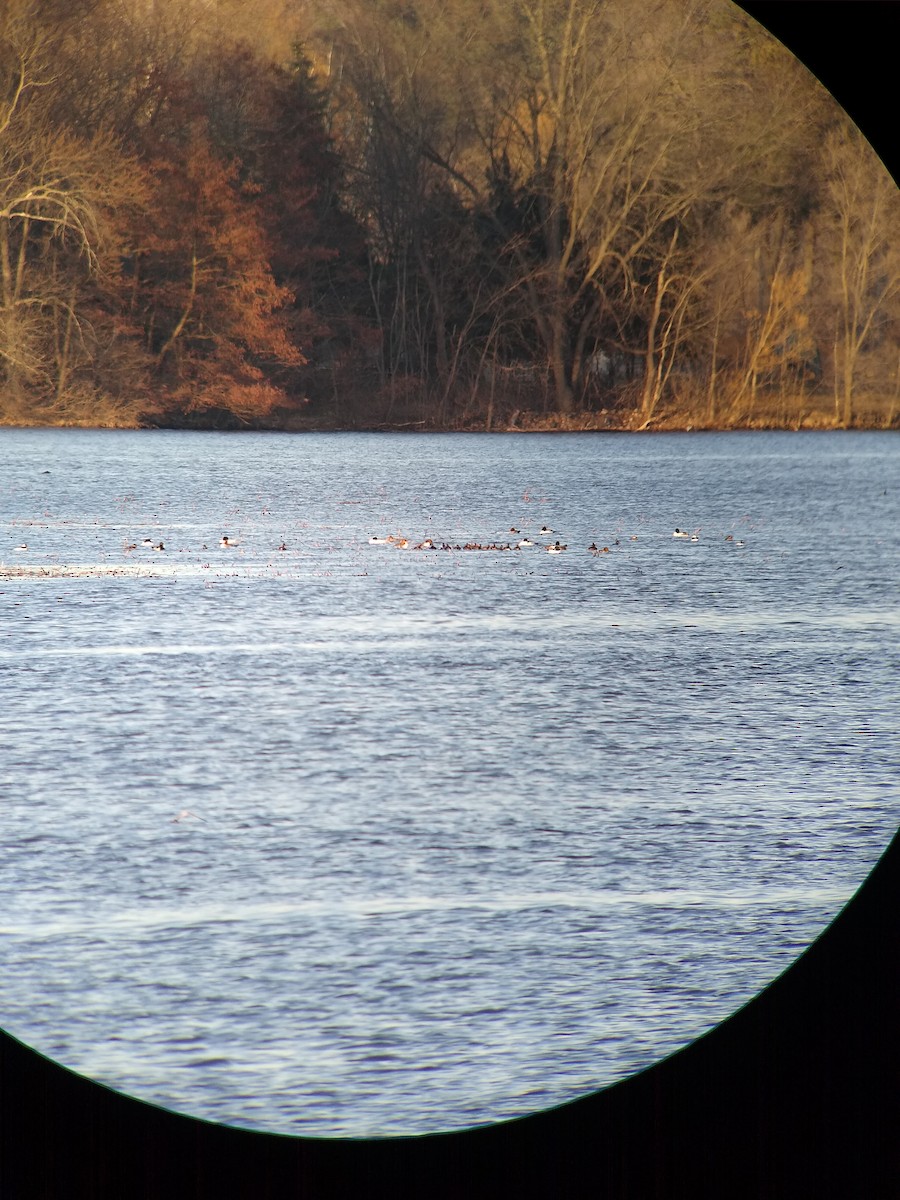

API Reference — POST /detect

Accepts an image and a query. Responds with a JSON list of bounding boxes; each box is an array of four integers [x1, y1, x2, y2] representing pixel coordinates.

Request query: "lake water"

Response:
[[0, 427, 897, 1138]]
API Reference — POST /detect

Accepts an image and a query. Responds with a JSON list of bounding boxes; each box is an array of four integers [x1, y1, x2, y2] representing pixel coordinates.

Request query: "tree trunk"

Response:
[[0, 219, 19, 394], [156, 250, 198, 371], [548, 304, 574, 414]]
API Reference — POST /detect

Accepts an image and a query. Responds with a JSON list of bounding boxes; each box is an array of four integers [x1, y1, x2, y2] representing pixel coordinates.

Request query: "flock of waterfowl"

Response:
[[369, 533, 588, 553], [365, 527, 745, 553], [2, 523, 746, 576]]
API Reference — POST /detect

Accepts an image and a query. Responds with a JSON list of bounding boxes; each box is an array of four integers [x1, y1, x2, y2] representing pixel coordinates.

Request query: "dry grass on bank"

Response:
[[0, 389, 144, 429], [445, 391, 899, 433]]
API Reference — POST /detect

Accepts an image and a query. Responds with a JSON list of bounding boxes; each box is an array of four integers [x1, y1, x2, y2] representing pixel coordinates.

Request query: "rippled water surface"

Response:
[[1, 427, 898, 1136]]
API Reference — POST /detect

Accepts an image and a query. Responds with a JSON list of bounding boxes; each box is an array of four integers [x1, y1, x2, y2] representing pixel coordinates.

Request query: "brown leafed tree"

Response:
[[134, 118, 304, 425]]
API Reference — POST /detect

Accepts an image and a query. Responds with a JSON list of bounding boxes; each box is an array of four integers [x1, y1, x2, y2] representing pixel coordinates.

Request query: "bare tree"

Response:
[[311, 0, 834, 421], [0, 1, 151, 421], [819, 122, 900, 426]]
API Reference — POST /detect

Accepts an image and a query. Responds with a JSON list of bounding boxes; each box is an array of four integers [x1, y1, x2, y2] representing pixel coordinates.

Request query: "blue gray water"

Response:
[[1, 428, 897, 1137]]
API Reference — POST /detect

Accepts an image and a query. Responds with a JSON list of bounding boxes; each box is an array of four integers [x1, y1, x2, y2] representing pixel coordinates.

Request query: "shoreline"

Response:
[[2, 392, 898, 436], [1, 416, 896, 434]]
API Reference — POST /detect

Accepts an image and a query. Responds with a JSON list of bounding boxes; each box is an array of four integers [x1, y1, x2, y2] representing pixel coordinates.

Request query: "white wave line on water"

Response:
[[0, 642, 317, 658], [0, 637, 392, 659], [0, 885, 852, 940], [0, 562, 264, 576]]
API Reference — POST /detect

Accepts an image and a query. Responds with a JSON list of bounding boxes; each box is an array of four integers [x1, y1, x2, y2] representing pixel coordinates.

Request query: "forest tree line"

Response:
[[1, 0, 898, 431]]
